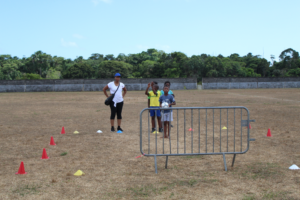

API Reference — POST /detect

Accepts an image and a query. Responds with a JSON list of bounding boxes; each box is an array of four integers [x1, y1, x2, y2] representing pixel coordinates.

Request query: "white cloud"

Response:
[[92, 0, 112, 5], [73, 34, 84, 39], [61, 38, 77, 47]]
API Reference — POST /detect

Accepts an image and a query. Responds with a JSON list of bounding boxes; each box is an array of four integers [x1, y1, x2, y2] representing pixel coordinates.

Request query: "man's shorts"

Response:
[[150, 107, 161, 117], [161, 112, 173, 121]]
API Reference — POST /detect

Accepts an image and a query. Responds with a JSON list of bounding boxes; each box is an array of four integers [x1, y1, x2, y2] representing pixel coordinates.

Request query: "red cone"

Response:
[[41, 148, 49, 159], [61, 127, 65, 134], [16, 162, 27, 175], [267, 128, 272, 137], [50, 136, 56, 146], [249, 124, 252, 129]]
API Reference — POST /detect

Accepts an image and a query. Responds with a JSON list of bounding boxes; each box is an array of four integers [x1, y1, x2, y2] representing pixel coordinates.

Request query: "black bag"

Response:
[[105, 84, 120, 106]]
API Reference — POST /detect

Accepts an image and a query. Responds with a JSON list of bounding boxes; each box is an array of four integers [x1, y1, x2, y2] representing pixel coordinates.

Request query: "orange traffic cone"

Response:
[[41, 148, 49, 159], [61, 127, 65, 134], [50, 136, 56, 146], [267, 129, 272, 137], [15, 162, 27, 175]]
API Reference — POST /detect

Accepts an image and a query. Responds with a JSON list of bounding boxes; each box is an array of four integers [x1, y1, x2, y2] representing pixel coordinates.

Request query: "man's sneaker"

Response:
[[117, 127, 123, 132], [159, 128, 163, 132], [111, 127, 115, 132], [152, 128, 156, 132]]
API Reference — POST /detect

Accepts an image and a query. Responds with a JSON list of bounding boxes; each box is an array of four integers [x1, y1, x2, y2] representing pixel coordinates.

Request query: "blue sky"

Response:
[[0, 0, 299, 61]]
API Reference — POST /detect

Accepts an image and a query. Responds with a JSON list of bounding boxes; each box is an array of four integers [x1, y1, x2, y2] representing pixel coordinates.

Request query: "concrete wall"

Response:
[[0, 78, 197, 93], [202, 77, 300, 89]]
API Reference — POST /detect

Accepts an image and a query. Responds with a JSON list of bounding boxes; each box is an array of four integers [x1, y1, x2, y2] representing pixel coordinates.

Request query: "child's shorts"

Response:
[[150, 107, 161, 117], [161, 112, 173, 121]]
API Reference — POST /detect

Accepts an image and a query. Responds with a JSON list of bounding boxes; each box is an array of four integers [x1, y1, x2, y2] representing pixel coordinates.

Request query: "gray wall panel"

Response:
[[54, 84, 83, 92], [0, 78, 197, 92], [229, 83, 239, 89], [202, 78, 300, 90], [6, 85, 25, 92], [26, 85, 54, 92]]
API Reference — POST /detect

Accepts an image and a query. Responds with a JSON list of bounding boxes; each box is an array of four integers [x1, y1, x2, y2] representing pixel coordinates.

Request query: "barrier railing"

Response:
[[139, 107, 255, 173]]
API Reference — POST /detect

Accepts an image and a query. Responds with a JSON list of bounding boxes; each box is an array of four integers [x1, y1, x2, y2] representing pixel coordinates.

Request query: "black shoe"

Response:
[[111, 127, 115, 132], [171, 124, 174, 128], [159, 128, 163, 132], [152, 128, 156, 132], [117, 126, 123, 132]]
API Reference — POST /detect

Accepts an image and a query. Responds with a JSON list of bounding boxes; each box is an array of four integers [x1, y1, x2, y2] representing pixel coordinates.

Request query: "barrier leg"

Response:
[[232, 154, 236, 167], [154, 155, 158, 174], [165, 156, 168, 169], [223, 154, 227, 171]]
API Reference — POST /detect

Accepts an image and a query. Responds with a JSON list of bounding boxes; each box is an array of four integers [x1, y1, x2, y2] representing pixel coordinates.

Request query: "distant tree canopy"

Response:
[[1, 48, 300, 81]]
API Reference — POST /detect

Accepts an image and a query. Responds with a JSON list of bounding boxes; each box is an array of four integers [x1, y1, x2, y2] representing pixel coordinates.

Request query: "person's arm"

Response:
[[122, 87, 127, 98], [170, 90, 175, 97], [103, 85, 109, 98], [152, 85, 157, 96], [170, 97, 176, 106], [148, 99, 150, 108], [159, 97, 162, 107], [145, 83, 151, 96]]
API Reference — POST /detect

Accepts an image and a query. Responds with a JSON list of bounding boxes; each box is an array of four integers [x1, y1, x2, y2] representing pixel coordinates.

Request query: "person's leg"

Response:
[[157, 117, 162, 130], [150, 109, 155, 129], [116, 102, 124, 129], [167, 122, 170, 137], [156, 109, 162, 129], [164, 121, 168, 138], [110, 102, 116, 131], [151, 116, 155, 129]]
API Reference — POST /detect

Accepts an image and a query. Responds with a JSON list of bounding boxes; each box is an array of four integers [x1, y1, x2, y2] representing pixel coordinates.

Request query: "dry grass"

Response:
[[0, 89, 300, 199]]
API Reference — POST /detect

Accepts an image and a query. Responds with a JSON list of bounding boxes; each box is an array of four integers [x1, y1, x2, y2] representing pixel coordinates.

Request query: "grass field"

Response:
[[0, 89, 300, 200]]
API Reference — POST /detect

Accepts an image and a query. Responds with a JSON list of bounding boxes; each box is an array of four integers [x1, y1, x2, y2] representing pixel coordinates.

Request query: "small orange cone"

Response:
[[41, 148, 49, 159], [16, 162, 27, 175], [61, 127, 65, 134], [50, 136, 56, 146], [249, 124, 252, 129], [267, 129, 272, 137], [188, 128, 194, 131]]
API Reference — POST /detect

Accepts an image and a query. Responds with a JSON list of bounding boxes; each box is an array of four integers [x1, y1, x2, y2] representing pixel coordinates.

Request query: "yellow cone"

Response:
[[152, 131, 159, 134], [74, 170, 84, 176], [222, 126, 227, 130], [73, 131, 79, 134]]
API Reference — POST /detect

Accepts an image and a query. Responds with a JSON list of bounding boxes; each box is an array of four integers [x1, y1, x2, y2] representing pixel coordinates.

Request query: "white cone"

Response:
[[289, 164, 300, 170], [97, 130, 102, 133]]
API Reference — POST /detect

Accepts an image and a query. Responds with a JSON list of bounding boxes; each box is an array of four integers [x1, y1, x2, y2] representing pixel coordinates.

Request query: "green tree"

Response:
[[62, 63, 95, 79], [97, 61, 132, 78]]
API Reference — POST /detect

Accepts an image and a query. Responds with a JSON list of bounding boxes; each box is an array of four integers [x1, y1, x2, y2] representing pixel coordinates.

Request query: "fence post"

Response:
[[223, 153, 227, 171]]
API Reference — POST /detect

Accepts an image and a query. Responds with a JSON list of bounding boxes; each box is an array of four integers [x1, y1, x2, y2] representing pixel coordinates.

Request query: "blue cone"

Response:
[[117, 130, 123, 134]]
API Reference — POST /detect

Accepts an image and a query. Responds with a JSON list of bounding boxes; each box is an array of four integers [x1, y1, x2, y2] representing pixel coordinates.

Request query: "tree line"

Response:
[[1, 48, 300, 81]]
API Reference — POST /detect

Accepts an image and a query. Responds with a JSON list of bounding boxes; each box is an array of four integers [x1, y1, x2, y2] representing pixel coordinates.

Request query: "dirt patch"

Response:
[[0, 89, 299, 199]]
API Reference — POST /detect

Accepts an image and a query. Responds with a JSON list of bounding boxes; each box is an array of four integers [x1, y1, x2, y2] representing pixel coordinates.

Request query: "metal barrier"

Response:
[[139, 107, 255, 173]]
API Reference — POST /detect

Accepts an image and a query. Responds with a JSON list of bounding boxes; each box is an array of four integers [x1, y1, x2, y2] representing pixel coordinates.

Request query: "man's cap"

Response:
[[114, 73, 121, 77]]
